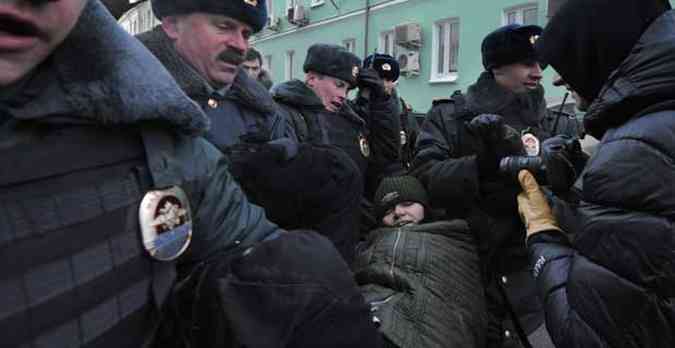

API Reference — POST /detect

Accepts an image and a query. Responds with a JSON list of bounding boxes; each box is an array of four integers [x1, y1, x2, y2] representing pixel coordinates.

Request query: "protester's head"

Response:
[[536, 0, 671, 104], [0, 0, 88, 87], [153, 0, 267, 88], [304, 44, 361, 112], [375, 176, 430, 227], [242, 47, 263, 79], [482, 24, 544, 94], [363, 53, 400, 95]]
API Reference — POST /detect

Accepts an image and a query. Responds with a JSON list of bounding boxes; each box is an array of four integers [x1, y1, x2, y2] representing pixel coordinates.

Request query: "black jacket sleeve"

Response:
[[527, 231, 610, 348], [411, 102, 480, 208]]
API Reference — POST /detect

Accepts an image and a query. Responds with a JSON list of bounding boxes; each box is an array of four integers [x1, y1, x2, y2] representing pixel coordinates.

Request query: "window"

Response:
[[343, 39, 356, 53], [266, 0, 274, 22], [379, 30, 396, 57], [285, 50, 295, 80], [263, 55, 273, 75], [286, 0, 296, 10], [504, 4, 539, 25], [431, 18, 460, 82]]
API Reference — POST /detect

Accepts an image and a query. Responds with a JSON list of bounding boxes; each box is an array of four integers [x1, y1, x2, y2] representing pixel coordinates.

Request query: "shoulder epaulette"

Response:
[[432, 97, 453, 106]]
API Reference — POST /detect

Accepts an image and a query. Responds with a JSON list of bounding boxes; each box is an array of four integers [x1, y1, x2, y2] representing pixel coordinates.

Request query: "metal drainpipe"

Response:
[[364, 0, 371, 54]]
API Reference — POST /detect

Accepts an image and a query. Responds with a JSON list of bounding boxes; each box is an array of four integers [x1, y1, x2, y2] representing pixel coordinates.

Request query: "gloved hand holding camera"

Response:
[[357, 68, 386, 100], [468, 114, 525, 178], [498, 135, 585, 193]]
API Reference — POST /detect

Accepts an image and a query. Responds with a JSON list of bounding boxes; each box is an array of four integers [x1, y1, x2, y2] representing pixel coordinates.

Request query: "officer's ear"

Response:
[[305, 71, 319, 88], [161, 15, 183, 41]]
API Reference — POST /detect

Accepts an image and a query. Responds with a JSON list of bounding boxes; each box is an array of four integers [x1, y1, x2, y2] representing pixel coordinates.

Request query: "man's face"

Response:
[[383, 79, 397, 95], [241, 58, 261, 79], [0, 0, 87, 87], [493, 61, 543, 94], [382, 201, 425, 227], [163, 13, 251, 88], [306, 72, 349, 113]]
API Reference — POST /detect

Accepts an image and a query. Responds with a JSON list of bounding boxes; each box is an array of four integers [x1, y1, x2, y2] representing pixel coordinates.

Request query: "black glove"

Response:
[[357, 68, 386, 100], [467, 114, 505, 145], [468, 114, 506, 177], [225, 142, 289, 181], [542, 135, 586, 193]]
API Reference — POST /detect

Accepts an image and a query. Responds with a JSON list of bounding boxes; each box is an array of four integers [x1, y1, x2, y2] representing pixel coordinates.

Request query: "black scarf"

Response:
[[465, 72, 546, 133]]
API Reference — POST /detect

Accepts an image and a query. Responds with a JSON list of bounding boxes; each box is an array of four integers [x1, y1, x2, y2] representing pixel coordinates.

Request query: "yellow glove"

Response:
[[517, 170, 562, 240]]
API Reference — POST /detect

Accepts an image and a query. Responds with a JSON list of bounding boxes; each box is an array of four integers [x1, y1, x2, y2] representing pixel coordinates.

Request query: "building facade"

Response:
[[118, 0, 675, 113], [252, 0, 569, 113]]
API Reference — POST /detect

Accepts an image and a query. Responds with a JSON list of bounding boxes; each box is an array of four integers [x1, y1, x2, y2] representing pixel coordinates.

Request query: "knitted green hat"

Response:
[[374, 176, 430, 220]]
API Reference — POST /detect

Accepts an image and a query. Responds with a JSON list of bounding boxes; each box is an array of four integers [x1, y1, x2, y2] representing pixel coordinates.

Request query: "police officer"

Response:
[[138, 1, 363, 263], [363, 53, 419, 171], [272, 44, 402, 234], [412, 24, 569, 348], [0, 0, 380, 346]]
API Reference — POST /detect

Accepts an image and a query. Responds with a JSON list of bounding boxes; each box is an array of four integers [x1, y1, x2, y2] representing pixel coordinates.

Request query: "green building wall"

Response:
[[252, 0, 675, 113]]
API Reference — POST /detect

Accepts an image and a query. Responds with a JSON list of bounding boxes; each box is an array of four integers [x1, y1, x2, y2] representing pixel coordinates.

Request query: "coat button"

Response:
[[207, 98, 219, 109], [504, 330, 511, 338], [501, 276, 508, 284]]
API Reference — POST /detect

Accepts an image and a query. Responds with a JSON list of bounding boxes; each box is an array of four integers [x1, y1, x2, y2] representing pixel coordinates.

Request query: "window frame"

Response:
[[430, 17, 460, 83], [503, 3, 539, 26], [285, 50, 295, 80], [343, 38, 356, 54], [310, 0, 325, 7], [378, 30, 396, 58]]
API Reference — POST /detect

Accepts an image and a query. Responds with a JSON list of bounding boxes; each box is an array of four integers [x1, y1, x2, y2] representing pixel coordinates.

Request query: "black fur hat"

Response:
[[363, 53, 400, 82], [481, 24, 543, 70], [151, 0, 267, 33], [303, 44, 362, 87]]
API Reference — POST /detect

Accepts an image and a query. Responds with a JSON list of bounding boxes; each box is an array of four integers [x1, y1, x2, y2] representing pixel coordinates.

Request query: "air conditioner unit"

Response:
[[287, 5, 309, 26], [397, 51, 420, 77], [267, 16, 281, 31], [395, 23, 422, 49]]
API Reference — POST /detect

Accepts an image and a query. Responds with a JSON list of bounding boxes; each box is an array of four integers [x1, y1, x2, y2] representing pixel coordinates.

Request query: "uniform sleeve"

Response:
[[359, 94, 402, 178], [411, 104, 480, 206], [180, 139, 281, 265], [527, 231, 610, 348]]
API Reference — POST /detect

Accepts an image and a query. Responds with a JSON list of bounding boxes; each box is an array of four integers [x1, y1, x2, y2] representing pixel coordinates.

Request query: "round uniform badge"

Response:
[[521, 133, 541, 156], [400, 130, 407, 145], [352, 66, 360, 79], [359, 134, 371, 158], [139, 186, 192, 261]]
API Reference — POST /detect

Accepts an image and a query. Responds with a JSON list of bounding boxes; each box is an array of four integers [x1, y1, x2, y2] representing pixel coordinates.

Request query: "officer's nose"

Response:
[[530, 64, 543, 80]]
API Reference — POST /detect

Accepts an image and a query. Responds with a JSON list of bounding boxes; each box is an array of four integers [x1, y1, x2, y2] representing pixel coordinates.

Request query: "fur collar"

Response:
[[2, 0, 209, 135], [465, 72, 546, 132]]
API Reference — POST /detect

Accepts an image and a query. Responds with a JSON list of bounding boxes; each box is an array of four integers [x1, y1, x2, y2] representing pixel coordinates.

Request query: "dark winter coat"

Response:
[[137, 27, 296, 149], [271, 79, 331, 144], [411, 73, 576, 347], [528, 10, 675, 348], [0, 3, 379, 346], [354, 221, 487, 348]]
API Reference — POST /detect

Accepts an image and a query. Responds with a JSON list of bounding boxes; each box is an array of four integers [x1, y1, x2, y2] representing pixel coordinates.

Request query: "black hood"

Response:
[[270, 79, 325, 111], [581, 11, 675, 139], [2, 0, 208, 135], [465, 72, 546, 132], [536, 0, 671, 104]]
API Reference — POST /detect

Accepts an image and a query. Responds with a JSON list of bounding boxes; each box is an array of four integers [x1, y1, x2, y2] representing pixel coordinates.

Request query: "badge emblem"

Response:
[[352, 66, 360, 78], [529, 35, 540, 45], [359, 134, 370, 158], [382, 63, 392, 71], [521, 133, 541, 156], [139, 186, 192, 261], [243, 0, 258, 6]]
